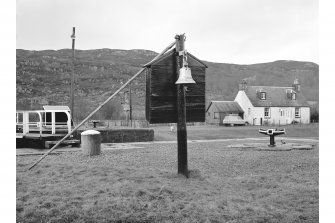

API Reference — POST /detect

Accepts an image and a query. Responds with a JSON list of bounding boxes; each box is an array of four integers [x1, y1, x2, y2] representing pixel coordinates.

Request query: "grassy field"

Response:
[[17, 138, 318, 222], [152, 124, 319, 141]]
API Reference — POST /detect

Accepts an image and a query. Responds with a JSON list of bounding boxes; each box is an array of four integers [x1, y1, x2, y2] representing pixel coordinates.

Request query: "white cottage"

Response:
[[234, 79, 310, 125]]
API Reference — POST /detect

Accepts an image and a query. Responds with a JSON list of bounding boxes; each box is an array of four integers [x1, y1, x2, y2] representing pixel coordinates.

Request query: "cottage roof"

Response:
[[43, 105, 71, 111], [244, 86, 310, 107], [206, 101, 244, 113], [143, 49, 208, 68]]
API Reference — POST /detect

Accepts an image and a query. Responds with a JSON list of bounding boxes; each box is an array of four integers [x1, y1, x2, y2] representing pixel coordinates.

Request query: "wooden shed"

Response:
[[144, 49, 207, 124]]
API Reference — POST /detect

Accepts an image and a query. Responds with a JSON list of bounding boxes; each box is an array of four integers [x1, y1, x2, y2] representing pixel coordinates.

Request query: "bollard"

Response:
[[81, 130, 101, 156], [259, 128, 285, 147]]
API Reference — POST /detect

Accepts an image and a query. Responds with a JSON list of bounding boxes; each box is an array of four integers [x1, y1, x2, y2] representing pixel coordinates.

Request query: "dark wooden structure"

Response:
[[144, 49, 207, 124]]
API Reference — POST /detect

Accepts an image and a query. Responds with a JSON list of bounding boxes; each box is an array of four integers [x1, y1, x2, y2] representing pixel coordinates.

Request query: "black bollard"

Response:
[[259, 128, 285, 147]]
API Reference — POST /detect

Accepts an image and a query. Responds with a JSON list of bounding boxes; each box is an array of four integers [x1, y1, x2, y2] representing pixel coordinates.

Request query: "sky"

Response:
[[16, 0, 318, 64]]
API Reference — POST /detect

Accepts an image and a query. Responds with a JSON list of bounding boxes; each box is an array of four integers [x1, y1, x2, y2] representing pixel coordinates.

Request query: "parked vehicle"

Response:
[[222, 114, 246, 126]]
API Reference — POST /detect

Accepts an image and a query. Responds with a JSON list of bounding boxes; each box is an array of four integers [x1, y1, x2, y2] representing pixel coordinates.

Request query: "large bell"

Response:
[[175, 67, 196, 84]]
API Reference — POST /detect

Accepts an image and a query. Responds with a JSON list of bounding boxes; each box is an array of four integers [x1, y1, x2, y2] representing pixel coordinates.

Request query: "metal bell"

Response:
[[175, 67, 196, 84]]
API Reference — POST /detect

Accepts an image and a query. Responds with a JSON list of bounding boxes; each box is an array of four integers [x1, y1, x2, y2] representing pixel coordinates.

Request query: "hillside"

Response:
[[16, 49, 319, 121]]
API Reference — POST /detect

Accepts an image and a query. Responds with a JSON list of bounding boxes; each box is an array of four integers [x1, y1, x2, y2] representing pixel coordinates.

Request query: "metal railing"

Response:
[[16, 110, 72, 135]]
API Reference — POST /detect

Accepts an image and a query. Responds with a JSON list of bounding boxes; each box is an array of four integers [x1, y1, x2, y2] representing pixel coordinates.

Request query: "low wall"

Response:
[[79, 120, 205, 129], [74, 128, 154, 143]]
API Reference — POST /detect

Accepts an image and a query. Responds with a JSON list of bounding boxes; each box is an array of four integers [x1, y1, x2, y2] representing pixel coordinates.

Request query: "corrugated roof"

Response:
[[206, 101, 244, 113], [244, 86, 310, 107], [43, 105, 70, 111]]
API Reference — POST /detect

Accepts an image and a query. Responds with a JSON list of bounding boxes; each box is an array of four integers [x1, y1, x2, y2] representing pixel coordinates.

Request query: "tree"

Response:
[[98, 100, 122, 120], [310, 103, 319, 123]]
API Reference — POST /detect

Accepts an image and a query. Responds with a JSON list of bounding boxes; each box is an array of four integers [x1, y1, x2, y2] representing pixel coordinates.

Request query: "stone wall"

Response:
[[74, 128, 154, 143]]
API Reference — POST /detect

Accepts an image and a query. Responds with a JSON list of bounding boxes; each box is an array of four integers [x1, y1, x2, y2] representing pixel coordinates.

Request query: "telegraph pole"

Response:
[[129, 84, 132, 127], [70, 27, 76, 122], [175, 34, 188, 177]]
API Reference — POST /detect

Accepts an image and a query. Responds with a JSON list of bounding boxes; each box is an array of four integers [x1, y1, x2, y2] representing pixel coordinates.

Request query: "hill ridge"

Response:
[[16, 48, 319, 120]]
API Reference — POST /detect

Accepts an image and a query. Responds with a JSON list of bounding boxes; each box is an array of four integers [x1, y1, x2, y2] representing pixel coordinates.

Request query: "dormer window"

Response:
[[292, 93, 296, 100], [286, 89, 297, 100], [256, 89, 266, 100]]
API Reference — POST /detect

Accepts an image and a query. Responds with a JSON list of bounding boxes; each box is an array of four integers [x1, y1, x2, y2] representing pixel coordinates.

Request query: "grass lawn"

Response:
[[152, 124, 319, 141], [17, 139, 318, 222]]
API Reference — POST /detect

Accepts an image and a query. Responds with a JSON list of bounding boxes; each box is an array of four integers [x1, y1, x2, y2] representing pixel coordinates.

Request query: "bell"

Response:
[[175, 67, 196, 84]]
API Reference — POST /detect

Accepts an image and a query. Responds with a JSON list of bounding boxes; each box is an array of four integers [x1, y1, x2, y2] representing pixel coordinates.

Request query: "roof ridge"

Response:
[[249, 86, 294, 88], [212, 100, 236, 102], [143, 49, 208, 68]]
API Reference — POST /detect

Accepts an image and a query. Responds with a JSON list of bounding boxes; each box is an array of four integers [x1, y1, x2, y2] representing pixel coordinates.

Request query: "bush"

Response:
[[310, 103, 319, 123], [74, 99, 123, 122], [98, 100, 122, 120]]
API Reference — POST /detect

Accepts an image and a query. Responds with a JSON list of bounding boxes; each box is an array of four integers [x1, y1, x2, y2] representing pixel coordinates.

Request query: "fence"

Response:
[[79, 120, 206, 129]]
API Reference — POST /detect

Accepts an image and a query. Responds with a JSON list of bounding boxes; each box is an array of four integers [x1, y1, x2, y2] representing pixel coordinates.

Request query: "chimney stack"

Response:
[[239, 79, 248, 91], [292, 78, 301, 92]]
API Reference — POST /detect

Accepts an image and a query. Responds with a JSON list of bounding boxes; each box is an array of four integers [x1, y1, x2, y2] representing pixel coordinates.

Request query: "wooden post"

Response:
[[129, 84, 132, 127], [70, 27, 76, 122], [175, 34, 188, 177]]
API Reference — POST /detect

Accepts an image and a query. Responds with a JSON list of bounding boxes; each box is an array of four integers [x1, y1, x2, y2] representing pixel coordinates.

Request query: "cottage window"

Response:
[[248, 108, 251, 115], [214, 112, 220, 119], [264, 107, 270, 117], [295, 107, 301, 118], [260, 92, 266, 100]]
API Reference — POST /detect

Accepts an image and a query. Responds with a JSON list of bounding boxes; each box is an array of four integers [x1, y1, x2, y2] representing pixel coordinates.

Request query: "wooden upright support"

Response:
[[70, 27, 76, 122], [129, 84, 132, 127], [175, 34, 188, 177]]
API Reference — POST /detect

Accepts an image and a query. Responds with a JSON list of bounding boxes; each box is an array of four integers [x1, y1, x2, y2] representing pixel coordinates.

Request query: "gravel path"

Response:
[[16, 137, 318, 156]]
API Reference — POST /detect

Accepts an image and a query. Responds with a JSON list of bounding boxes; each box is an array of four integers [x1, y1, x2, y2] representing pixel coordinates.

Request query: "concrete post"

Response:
[[81, 130, 101, 156]]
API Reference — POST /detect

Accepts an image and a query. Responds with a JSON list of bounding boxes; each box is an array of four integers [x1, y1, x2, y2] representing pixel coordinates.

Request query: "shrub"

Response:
[[310, 103, 319, 123]]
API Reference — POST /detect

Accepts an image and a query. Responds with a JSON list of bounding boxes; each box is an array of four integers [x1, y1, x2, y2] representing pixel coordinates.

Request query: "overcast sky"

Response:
[[16, 0, 318, 64]]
